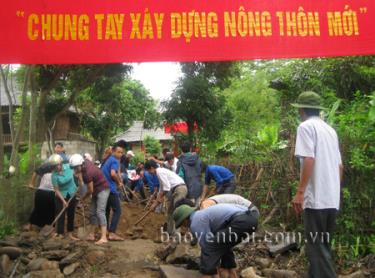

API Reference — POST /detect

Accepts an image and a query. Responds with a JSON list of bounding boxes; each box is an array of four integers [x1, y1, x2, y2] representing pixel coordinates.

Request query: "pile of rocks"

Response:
[[0, 231, 107, 277]]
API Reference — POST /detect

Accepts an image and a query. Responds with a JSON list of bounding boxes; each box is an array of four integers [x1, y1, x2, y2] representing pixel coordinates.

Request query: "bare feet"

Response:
[[68, 233, 80, 241], [85, 233, 96, 241], [108, 233, 124, 241], [54, 234, 64, 240], [95, 238, 108, 245]]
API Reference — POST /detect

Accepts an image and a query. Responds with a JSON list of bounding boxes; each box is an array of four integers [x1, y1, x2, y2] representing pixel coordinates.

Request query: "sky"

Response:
[[130, 62, 182, 102]]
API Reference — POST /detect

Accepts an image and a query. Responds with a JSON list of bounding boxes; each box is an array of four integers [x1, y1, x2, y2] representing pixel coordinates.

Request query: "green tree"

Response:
[[162, 62, 237, 143], [78, 78, 160, 154], [143, 135, 161, 157]]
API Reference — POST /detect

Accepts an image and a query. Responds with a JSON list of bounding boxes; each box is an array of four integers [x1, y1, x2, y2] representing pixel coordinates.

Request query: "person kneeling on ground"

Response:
[[70, 154, 110, 245], [50, 154, 79, 240], [145, 160, 187, 235], [200, 164, 236, 201], [173, 204, 258, 278]]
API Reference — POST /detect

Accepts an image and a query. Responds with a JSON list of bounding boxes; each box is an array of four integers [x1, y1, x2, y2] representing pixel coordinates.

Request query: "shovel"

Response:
[[134, 208, 154, 226], [77, 202, 88, 240], [40, 194, 76, 237], [143, 191, 157, 211]]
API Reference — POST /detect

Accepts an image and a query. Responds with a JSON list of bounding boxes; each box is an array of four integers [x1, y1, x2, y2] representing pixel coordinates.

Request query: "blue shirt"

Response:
[[144, 171, 160, 193], [205, 165, 234, 187], [190, 204, 248, 249], [52, 164, 77, 198], [59, 153, 69, 164], [101, 156, 120, 195], [133, 179, 144, 192]]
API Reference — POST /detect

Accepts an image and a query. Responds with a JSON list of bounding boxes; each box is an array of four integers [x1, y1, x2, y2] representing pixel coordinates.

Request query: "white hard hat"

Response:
[[127, 150, 135, 157], [49, 154, 63, 166], [69, 154, 85, 167], [84, 153, 93, 162]]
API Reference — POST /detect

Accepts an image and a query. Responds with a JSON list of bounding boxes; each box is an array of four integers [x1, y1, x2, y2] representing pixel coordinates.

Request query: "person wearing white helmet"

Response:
[[50, 154, 79, 240], [70, 154, 110, 245]]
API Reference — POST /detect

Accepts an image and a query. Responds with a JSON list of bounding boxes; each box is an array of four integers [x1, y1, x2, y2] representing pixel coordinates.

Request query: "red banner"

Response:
[[0, 1, 374, 64]]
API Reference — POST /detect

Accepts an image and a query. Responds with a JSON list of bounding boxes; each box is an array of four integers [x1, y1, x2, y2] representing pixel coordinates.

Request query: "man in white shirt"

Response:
[[145, 160, 187, 235], [292, 91, 343, 278]]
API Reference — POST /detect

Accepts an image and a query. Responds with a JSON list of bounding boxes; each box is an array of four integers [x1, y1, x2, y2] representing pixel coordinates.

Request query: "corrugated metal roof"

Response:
[[114, 121, 173, 142]]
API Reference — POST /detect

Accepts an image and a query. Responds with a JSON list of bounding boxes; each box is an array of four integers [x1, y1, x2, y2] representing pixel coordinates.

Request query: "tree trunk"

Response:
[[28, 67, 38, 171], [0, 65, 15, 141], [0, 102, 4, 175], [9, 65, 32, 168], [36, 89, 48, 142]]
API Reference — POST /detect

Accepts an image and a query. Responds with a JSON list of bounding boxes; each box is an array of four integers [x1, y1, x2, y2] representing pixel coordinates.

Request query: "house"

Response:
[[39, 105, 97, 160], [113, 121, 173, 153], [0, 77, 96, 159], [0, 76, 25, 148]]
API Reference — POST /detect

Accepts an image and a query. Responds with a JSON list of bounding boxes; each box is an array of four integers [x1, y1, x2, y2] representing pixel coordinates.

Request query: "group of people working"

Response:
[[25, 91, 342, 278]]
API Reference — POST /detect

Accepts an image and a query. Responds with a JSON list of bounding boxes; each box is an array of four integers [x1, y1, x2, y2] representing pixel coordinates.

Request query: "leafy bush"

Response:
[[0, 209, 17, 239], [143, 135, 161, 157]]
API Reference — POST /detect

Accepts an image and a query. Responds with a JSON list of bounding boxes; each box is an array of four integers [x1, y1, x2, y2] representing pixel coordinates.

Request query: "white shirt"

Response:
[[156, 167, 185, 192], [209, 194, 252, 207], [295, 116, 342, 210], [38, 173, 54, 191], [163, 158, 179, 173]]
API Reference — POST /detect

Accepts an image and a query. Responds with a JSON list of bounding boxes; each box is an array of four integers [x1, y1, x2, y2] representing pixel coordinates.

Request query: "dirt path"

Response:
[[1, 203, 372, 277]]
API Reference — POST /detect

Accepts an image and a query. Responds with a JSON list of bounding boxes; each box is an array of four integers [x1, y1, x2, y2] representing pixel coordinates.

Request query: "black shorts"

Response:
[[200, 211, 258, 275]]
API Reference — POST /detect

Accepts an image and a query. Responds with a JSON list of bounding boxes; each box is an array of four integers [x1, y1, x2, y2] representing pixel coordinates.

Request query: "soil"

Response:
[[118, 202, 166, 241], [6, 201, 373, 278]]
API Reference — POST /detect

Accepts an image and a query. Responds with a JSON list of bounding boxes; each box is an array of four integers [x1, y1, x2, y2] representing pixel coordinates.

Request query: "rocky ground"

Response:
[[0, 203, 373, 277]]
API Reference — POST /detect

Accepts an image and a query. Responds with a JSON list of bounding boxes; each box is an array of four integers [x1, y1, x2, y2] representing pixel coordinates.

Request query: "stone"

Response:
[[40, 260, 59, 271], [0, 239, 18, 247], [338, 270, 365, 278], [165, 244, 200, 265], [262, 269, 298, 278], [241, 267, 263, 278], [267, 235, 298, 257], [160, 265, 201, 278], [59, 251, 82, 267], [0, 246, 23, 260], [86, 250, 105, 266], [42, 241, 63, 251], [27, 258, 48, 271], [63, 262, 80, 276], [20, 231, 39, 240], [255, 258, 272, 269], [27, 252, 37, 260], [40, 250, 69, 260], [0, 254, 12, 276], [155, 243, 177, 260], [133, 227, 143, 233], [22, 270, 64, 278], [21, 257, 31, 265], [18, 239, 36, 248], [125, 231, 134, 237]]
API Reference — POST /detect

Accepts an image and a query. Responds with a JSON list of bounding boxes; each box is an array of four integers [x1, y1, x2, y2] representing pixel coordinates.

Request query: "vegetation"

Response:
[[143, 135, 162, 157], [0, 57, 374, 265], [162, 57, 375, 262]]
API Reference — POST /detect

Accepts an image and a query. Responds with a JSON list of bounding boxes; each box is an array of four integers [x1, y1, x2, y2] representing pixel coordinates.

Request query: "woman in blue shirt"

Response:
[[50, 154, 78, 240]]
